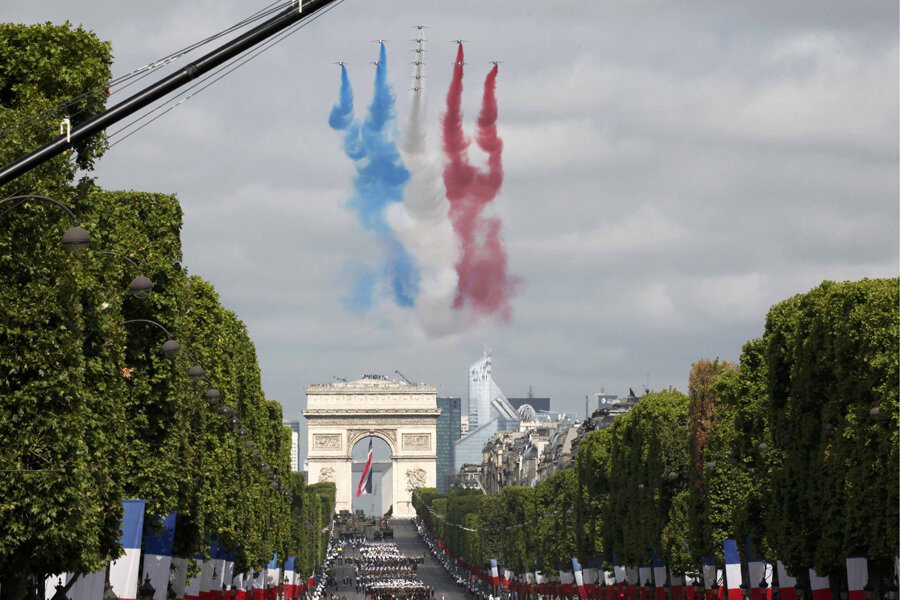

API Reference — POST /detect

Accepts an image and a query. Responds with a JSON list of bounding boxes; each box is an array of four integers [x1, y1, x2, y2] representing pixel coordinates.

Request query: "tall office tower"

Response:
[[454, 349, 520, 474], [283, 419, 301, 473], [435, 397, 462, 493]]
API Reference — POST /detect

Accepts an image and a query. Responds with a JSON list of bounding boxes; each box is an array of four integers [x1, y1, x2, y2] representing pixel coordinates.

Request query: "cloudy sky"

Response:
[[5, 1, 898, 444]]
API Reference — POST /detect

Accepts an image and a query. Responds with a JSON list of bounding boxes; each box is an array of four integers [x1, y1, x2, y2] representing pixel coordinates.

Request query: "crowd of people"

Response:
[[353, 541, 434, 599]]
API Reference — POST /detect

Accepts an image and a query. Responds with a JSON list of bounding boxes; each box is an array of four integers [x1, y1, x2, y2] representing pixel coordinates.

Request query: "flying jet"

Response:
[[370, 61, 381, 66], [410, 86, 423, 91], [412, 25, 428, 30], [454, 60, 467, 66], [410, 61, 426, 66], [411, 74, 426, 80], [489, 60, 502, 65], [333, 61, 347, 66], [450, 39, 467, 44], [372, 39, 389, 44], [410, 48, 425, 54]]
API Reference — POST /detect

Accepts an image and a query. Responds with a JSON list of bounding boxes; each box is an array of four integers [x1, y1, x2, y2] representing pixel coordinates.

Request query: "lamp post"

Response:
[[123, 319, 180, 358], [101, 251, 153, 298], [0, 194, 91, 252], [138, 574, 155, 600]]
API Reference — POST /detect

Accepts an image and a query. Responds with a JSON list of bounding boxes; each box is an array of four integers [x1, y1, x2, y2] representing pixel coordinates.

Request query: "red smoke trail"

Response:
[[442, 46, 515, 321]]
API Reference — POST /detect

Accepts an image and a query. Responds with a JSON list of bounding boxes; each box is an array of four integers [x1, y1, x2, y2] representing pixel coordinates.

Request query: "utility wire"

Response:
[[0, 0, 296, 151], [107, 0, 344, 149]]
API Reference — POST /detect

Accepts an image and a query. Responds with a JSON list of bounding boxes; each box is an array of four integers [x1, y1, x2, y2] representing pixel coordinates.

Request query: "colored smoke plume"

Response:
[[328, 50, 420, 309], [442, 45, 517, 322], [387, 31, 464, 337]]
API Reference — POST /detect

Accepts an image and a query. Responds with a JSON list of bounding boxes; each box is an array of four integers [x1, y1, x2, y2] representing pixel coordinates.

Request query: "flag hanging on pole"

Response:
[[356, 438, 373, 497]]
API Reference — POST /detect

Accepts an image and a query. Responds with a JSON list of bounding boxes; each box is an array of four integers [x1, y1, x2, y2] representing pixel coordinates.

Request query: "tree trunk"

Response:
[[0, 574, 27, 600]]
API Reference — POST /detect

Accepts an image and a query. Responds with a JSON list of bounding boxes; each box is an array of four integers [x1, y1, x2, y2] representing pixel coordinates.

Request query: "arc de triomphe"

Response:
[[302, 377, 439, 518]]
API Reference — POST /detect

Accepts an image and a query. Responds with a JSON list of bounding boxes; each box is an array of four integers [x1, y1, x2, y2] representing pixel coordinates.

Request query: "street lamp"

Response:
[[101, 251, 153, 298], [50, 580, 70, 600], [123, 319, 180, 358], [139, 574, 155, 600], [204, 388, 221, 403], [103, 581, 119, 600], [0, 195, 91, 253]]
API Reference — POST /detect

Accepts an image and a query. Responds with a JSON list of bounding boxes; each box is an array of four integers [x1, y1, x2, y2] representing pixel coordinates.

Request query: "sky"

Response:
[[4, 1, 898, 463]]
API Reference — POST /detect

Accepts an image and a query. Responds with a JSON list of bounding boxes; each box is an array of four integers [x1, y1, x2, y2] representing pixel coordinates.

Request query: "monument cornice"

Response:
[[302, 409, 442, 417]]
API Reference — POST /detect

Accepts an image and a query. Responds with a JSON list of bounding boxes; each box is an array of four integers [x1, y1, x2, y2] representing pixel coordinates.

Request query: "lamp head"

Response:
[[161, 339, 180, 359], [188, 365, 205, 380], [61, 226, 91, 253], [129, 275, 154, 299], [204, 388, 221, 403]]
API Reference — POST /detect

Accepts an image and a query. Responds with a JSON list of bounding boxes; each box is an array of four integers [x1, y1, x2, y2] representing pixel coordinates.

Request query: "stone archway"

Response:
[[302, 377, 439, 518]]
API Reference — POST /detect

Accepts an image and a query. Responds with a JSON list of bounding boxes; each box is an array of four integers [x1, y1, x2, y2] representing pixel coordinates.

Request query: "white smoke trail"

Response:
[[387, 29, 465, 337]]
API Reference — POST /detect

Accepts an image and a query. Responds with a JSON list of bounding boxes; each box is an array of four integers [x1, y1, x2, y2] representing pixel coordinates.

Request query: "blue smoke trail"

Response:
[[329, 51, 420, 308]]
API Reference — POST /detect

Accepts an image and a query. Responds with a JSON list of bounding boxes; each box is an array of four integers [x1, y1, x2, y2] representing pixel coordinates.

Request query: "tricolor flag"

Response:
[[142, 512, 178, 600], [110, 500, 147, 600], [68, 571, 106, 600], [222, 554, 235, 600], [776, 563, 797, 600], [491, 559, 501, 586], [723, 540, 743, 600], [746, 539, 771, 600], [846, 557, 868, 600], [231, 573, 245, 600], [809, 569, 830, 600], [652, 552, 667, 600], [171, 558, 189, 600], [356, 438, 373, 497], [283, 557, 296, 600], [573, 558, 588, 599], [701, 556, 717, 600], [185, 557, 203, 600], [265, 554, 280, 600]]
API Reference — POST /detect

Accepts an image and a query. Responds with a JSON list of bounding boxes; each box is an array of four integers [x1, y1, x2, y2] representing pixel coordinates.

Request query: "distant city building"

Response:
[[283, 419, 301, 473], [435, 396, 462, 494], [459, 415, 470, 437], [453, 349, 520, 473], [507, 386, 550, 414]]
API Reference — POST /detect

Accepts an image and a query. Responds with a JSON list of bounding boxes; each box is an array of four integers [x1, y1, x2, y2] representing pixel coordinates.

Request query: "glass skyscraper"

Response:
[[435, 396, 461, 493]]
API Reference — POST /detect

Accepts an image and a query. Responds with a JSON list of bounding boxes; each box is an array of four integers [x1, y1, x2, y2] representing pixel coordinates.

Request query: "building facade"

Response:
[[435, 396, 462, 494], [454, 350, 520, 473], [283, 419, 301, 473]]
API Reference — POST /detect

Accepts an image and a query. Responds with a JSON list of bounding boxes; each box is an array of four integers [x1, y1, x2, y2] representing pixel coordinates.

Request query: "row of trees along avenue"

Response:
[[0, 22, 335, 599], [413, 277, 898, 600]]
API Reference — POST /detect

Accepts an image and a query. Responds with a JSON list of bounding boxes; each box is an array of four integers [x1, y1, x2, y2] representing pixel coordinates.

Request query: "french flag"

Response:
[[723, 540, 743, 600], [745, 539, 771, 600], [222, 554, 235, 600], [265, 554, 280, 600], [230, 573, 245, 600], [283, 557, 296, 600], [701, 556, 717, 600], [490, 559, 501, 586], [652, 553, 667, 600], [671, 571, 685, 600], [198, 549, 216, 600], [573, 558, 588, 599], [184, 556, 203, 600], [171, 557, 188, 600], [846, 557, 868, 600], [775, 562, 797, 600], [356, 438, 374, 497], [110, 500, 146, 600], [251, 569, 264, 600], [142, 512, 178, 600], [809, 569, 830, 600], [211, 547, 227, 600], [639, 565, 652, 600]]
